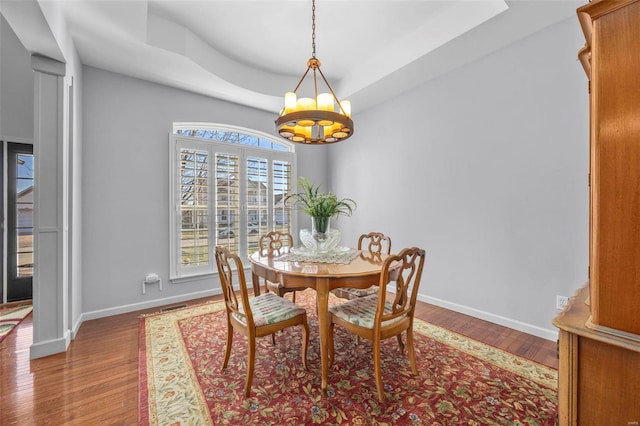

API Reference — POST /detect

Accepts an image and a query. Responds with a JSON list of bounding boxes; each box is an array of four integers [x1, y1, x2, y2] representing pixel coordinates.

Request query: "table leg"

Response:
[[250, 268, 261, 296], [316, 277, 330, 395]]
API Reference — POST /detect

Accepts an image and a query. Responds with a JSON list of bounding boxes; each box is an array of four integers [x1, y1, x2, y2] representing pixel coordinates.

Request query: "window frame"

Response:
[[169, 124, 296, 281]]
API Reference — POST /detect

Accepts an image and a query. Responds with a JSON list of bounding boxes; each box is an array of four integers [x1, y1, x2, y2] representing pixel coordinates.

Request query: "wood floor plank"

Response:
[[0, 295, 558, 424]]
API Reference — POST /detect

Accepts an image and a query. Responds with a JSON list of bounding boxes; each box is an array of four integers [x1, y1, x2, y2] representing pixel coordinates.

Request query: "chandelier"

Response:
[[275, 0, 353, 144]]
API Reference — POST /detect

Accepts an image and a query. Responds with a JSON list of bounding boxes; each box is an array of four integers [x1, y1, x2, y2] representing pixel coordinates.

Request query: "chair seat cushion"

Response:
[[334, 285, 378, 299], [233, 292, 306, 327], [329, 294, 404, 329]]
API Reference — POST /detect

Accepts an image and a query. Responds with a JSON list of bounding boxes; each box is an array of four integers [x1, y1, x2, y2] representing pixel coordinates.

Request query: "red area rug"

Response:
[[139, 290, 557, 425], [0, 304, 32, 344]]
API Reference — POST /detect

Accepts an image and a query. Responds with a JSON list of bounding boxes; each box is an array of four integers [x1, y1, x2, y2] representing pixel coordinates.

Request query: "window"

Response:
[[170, 124, 296, 279]]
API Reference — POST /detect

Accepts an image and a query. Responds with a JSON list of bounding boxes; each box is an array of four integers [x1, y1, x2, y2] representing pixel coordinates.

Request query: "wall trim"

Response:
[[30, 330, 71, 359], [419, 294, 559, 342], [31, 54, 66, 76], [75, 268, 249, 338], [80, 287, 222, 322], [74, 271, 558, 344], [70, 314, 83, 340]]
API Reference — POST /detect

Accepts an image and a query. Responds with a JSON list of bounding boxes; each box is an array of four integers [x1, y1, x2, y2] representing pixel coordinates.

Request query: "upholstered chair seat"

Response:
[[329, 294, 405, 329], [233, 292, 307, 327]]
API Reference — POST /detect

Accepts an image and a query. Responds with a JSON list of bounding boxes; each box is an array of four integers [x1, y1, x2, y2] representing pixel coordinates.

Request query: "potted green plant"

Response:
[[285, 177, 357, 251]]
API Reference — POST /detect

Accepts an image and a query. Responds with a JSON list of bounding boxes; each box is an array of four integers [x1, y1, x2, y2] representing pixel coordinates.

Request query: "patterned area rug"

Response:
[[139, 290, 557, 425], [0, 304, 33, 344]]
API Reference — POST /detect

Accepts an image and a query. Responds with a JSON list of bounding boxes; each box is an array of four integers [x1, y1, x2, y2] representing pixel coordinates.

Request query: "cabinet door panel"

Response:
[[577, 337, 640, 424], [590, 0, 640, 335]]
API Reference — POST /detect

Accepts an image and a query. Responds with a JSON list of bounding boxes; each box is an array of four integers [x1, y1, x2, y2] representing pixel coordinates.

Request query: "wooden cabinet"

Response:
[[554, 286, 640, 425], [554, 0, 640, 424]]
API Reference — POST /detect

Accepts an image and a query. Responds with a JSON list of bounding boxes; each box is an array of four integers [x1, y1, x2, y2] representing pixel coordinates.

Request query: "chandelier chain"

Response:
[[311, 0, 316, 58]]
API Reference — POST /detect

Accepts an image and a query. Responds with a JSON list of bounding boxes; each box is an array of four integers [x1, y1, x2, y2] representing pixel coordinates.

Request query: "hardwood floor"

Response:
[[0, 295, 558, 425]]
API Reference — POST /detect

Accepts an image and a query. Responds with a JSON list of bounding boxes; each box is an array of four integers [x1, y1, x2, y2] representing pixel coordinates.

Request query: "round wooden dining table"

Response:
[[249, 249, 388, 395]]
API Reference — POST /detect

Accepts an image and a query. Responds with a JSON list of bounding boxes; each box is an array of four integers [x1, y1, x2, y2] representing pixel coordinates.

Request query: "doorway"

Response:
[[2, 142, 34, 303]]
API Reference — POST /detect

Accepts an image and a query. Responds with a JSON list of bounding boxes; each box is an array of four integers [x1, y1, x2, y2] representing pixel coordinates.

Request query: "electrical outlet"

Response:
[[556, 295, 569, 310]]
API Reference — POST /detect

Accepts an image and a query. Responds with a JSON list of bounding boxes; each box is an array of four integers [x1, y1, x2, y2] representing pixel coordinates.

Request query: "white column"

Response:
[[29, 54, 69, 359]]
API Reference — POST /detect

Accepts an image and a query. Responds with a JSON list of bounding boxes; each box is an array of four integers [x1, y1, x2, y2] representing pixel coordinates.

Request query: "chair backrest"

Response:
[[358, 232, 392, 255], [259, 231, 294, 256], [375, 247, 426, 328], [215, 246, 254, 327]]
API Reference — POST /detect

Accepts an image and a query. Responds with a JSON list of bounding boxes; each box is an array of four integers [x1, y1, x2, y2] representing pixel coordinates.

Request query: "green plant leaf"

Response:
[[285, 177, 357, 219]]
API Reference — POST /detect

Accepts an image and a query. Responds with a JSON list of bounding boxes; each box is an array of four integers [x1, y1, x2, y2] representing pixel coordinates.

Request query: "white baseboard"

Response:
[[71, 274, 556, 355], [419, 294, 559, 342], [80, 287, 221, 322], [70, 314, 83, 340], [30, 330, 71, 359], [74, 269, 251, 339]]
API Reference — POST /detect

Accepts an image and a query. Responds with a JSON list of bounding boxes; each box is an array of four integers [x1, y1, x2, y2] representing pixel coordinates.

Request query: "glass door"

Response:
[[6, 143, 34, 302]]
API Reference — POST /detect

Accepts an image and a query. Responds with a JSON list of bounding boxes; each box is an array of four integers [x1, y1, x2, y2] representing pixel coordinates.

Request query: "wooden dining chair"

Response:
[[215, 246, 309, 397], [328, 246, 426, 401], [259, 231, 306, 302], [332, 232, 392, 300]]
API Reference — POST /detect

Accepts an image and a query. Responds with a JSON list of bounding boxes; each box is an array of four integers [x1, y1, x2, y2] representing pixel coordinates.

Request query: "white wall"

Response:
[[81, 67, 325, 316], [330, 17, 589, 340]]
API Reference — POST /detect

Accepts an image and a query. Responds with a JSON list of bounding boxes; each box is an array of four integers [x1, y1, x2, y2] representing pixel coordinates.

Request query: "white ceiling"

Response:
[[2, 0, 584, 114]]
